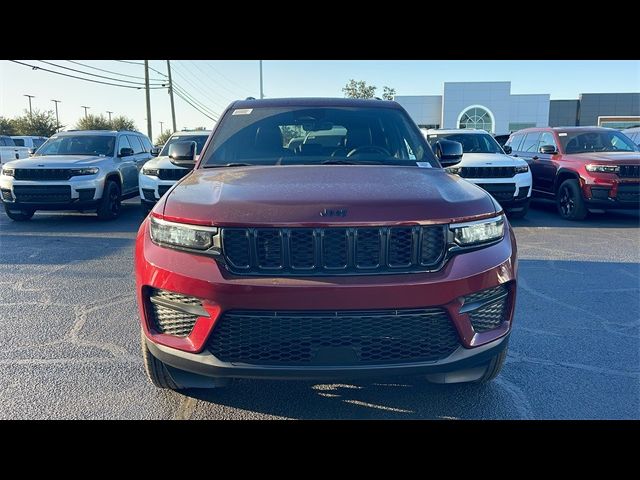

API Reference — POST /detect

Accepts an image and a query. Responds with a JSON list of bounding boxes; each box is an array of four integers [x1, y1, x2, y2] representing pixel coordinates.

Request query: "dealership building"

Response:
[[394, 82, 640, 133]]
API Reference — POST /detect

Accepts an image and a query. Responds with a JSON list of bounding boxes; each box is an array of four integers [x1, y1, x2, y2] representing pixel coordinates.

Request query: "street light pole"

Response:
[[159, 121, 164, 134], [81, 106, 90, 118], [144, 60, 152, 140], [24, 94, 35, 116], [106, 111, 113, 122], [51, 99, 61, 132], [259, 60, 264, 99]]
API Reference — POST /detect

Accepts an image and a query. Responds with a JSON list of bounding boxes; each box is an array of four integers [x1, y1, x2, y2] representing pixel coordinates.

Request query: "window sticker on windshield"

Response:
[[416, 162, 432, 168], [232, 108, 253, 115], [558, 133, 567, 136]]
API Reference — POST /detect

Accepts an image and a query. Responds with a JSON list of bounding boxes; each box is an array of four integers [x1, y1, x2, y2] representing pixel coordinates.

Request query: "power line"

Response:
[[172, 62, 229, 110], [173, 89, 218, 122], [37, 60, 166, 86], [115, 60, 168, 78], [10, 60, 168, 90], [202, 61, 254, 94], [66, 60, 166, 82], [172, 84, 220, 119], [186, 60, 248, 98]]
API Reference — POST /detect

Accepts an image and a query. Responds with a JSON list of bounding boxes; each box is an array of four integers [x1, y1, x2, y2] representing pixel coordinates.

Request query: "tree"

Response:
[[12, 109, 60, 136], [155, 130, 172, 146], [75, 114, 111, 130], [110, 115, 137, 131], [342, 79, 377, 99], [0, 117, 16, 135], [382, 86, 396, 101]]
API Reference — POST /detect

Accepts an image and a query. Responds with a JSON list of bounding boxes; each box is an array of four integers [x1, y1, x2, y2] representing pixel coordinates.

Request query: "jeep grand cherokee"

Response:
[[135, 98, 518, 389]]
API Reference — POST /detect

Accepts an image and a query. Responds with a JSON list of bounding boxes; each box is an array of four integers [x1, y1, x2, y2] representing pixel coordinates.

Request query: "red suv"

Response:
[[506, 127, 640, 220], [135, 98, 517, 390]]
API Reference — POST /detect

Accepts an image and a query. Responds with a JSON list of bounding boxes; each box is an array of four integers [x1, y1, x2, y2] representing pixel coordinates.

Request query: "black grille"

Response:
[[13, 185, 71, 203], [476, 183, 517, 201], [1, 189, 13, 201], [460, 167, 516, 178], [208, 308, 460, 365], [515, 186, 530, 200], [13, 169, 72, 181], [464, 285, 510, 333], [617, 184, 640, 203], [158, 168, 190, 181], [142, 188, 156, 201], [77, 188, 95, 201], [618, 165, 640, 178], [158, 185, 172, 197], [146, 289, 202, 337], [220, 226, 446, 276]]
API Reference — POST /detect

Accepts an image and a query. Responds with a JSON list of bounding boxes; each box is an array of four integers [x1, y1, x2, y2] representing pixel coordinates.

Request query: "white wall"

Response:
[[442, 82, 511, 133], [394, 95, 442, 126], [510, 94, 550, 129]]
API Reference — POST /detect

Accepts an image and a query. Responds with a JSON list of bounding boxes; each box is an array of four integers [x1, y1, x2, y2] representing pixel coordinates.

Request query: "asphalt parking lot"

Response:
[[0, 199, 638, 419]]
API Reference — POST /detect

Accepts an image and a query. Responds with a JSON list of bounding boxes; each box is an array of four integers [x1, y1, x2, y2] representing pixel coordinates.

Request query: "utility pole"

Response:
[[24, 94, 35, 116], [106, 111, 113, 122], [144, 60, 152, 140], [259, 60, 264, 99], [81, 105, 90, 118], [166, 60, 177, 133], [51, 99, 61, 132], [159, 121, 164, 134]]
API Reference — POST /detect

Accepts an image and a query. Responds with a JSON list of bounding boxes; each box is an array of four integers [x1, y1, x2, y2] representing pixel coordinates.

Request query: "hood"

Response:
[[162, 165, 497, 226], [5, 155, 107, 169], [565, 151, 640, 164], [143, 155, 190, 170], [458, 152, 527, 167]]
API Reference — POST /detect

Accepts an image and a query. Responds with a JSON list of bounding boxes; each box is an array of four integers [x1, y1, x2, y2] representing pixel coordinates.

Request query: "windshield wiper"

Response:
[[321, 159, 384, 165], [204, 163, 253, 168]]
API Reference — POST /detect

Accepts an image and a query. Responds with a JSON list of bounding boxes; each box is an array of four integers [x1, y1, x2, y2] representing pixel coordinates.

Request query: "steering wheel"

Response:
[[346, 145, 391, 158]]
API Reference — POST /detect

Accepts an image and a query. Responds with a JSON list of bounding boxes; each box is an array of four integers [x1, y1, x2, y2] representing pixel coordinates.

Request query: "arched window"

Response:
[[457, 106, 494, 133]]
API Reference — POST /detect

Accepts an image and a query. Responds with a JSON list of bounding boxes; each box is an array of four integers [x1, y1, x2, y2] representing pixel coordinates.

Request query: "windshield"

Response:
[[426, 133, 503, 154], [36, 135, 116, 156], [200, 106, 437, 167], [559, 130, 638, 154], [160, 134, 210, 156]]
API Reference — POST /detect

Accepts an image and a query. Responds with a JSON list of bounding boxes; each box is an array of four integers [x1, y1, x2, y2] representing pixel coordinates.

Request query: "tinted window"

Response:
[[118, 136, 132, 153], [426, 133, 502, 154], [127, 135, 144, 154], [33, 138, 46, 148], [560, 130, 637, 154], [37, 135, 116, 156], [538, 132, 557, 150], [13, 138, 25, 146], [520, 132, 541, 153], [160, 134, 209, 156], [139, 136, 152, 152], [506, 133, 524, 151], [1, 137, 16, 146], [201, 106, 436, 167]]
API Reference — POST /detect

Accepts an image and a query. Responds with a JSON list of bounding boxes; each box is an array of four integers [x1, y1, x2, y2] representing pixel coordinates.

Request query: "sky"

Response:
[[1, 60, 639, 142]]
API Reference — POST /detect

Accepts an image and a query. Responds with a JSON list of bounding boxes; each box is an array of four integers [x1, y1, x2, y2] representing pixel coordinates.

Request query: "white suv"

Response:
[[139, 130, 211, 213], [424, 129, 533, 218], [0, 130, 153, 221]]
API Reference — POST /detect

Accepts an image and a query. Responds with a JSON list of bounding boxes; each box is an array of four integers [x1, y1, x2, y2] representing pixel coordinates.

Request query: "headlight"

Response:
[[149, 216, 219, 252], [70, 167, 99, 176], [143, 167, 159, 176], [445, 166, 462, 175], [514, 164, 529, 173], [585, 164, 619, 173], [450, 215, 504, 246], [1, 168, 15, 177]]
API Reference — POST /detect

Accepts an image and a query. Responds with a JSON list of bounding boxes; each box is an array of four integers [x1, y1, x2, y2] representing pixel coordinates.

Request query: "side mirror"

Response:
[[150, 146, 161, 157], [502, 145, 512, 154], [28, 148, 36, 155], [539, 144, 557, 154], [119, 147, 134, 157], [168, 141, 197, 169], [434, 139, 463, 167]]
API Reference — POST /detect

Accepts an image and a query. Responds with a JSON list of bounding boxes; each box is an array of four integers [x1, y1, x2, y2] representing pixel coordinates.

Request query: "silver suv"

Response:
[[0, 130, 153, 221]]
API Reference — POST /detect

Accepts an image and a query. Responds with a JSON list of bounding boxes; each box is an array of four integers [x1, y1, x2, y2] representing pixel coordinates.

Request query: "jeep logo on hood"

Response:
[[320, 208, 347, 217]]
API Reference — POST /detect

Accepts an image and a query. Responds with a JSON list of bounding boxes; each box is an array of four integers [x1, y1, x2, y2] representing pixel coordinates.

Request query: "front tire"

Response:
[[4, 204, 35, 221], [556, 179, 587, 220], [96, 180, 121, 220], [141, 328, 182, 390], [476, 346, 508, 383]]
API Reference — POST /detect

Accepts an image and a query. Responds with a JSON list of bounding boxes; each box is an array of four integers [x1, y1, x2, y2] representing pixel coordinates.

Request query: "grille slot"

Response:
[[618, 165, 640, 178], [1, 189, 13, 201], [464, 285, 510, 333], [208, 308, 460, 365], [220, 226, 447, 276], [13, 185, 71, 203], [476, 183, 516, 201], [13, 169, 73, 181], [141, 188, 156, 201], [158, 168, 190, 180], [146, 288, 202, 337], [617, 184, 640, 203], [460, 166, 516, 178]]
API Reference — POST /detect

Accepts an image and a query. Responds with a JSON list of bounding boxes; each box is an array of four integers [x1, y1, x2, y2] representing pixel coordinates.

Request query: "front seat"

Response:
[[251, 125, 291, 158], [332, 126, 372, 156]]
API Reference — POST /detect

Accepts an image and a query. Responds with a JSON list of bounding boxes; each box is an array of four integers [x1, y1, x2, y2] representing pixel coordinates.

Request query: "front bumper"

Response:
[[584, 181, 640, 209], [135, 219, 518, 379], [465, 172, 532, 209], [138, 173, 177, 205], [0, 176, 103, 210]]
